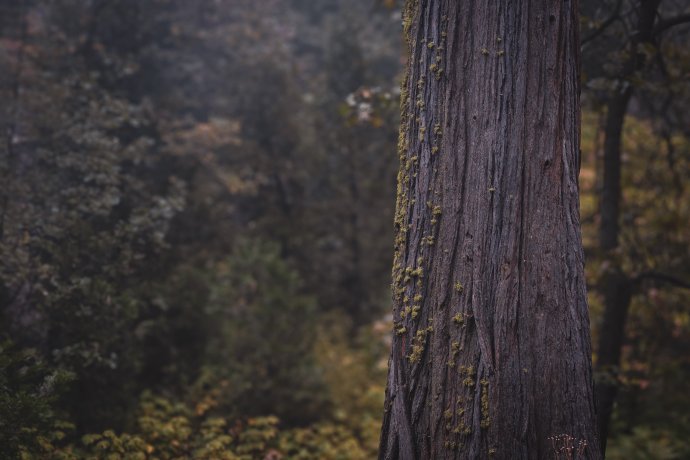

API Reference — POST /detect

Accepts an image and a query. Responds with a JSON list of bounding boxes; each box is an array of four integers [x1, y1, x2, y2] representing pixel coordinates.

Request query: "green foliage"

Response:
[[0, 341, 74, 459], [50, 392, 374, 459], [235, 417, 279, 458], [202, 238, 328, 424], [0, 0, 397, 455], [81, 430, 149, 460], [135, 265, 211, 391], [136, 393, 194, 458], [0, 28, 187, 428], [313, 315, 388, 455], [192, 418, 237, 460], [606, 427, 689, 460], [278, 424, 369, 460], [0, 312, 386, 459]]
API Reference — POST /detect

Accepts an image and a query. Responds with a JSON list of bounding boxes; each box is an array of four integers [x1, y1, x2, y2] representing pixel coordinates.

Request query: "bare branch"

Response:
[[653, 13, 690, 36], [582, 0, 624, 46], [634, 271, 690, 290]]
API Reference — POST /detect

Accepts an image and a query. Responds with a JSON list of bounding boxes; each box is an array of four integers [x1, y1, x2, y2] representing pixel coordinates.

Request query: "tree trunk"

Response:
[[599, 91, 631, 252], [594, 91, 633, 456], [379, 1, 601, 458], [593, 269, 631, 455], [593, 1, 660, 454]]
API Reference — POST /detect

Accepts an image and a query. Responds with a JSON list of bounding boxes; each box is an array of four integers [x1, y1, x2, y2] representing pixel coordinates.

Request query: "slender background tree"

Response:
[[580, 1, 690, 453]]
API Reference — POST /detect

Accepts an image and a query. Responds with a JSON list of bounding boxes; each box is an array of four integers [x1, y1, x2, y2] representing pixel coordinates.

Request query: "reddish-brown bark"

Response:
[[379, 1, 601, 458]]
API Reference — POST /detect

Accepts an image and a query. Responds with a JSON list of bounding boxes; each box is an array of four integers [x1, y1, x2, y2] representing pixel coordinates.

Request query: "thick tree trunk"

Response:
[[379, 1, 601, 458]]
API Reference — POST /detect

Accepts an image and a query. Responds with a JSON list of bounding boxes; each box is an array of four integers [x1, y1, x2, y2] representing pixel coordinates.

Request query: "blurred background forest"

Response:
[[0, 1, 688, 459]]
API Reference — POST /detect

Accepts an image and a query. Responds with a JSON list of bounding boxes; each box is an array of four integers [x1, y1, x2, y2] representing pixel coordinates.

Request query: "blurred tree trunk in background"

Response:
[[594, 0, 669, 454], [379, 1, 601, 458], [594, 2, 650, 448]]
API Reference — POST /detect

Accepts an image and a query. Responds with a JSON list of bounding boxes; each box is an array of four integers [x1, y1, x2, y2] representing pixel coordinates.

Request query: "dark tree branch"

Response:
[[653, 13, 690, 36], [582, 0, 623, 46], [634, 271, 690, 290]]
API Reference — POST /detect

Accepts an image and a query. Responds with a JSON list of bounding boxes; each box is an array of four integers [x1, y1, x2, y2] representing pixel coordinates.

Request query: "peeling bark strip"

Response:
[[379, 1, 601, 459]]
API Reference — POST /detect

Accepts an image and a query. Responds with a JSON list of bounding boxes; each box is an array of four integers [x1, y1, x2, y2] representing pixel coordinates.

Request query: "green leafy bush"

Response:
[[0, 341, 74, 459], [201, 238, 329, 424], [607, 427, 689, 460]]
